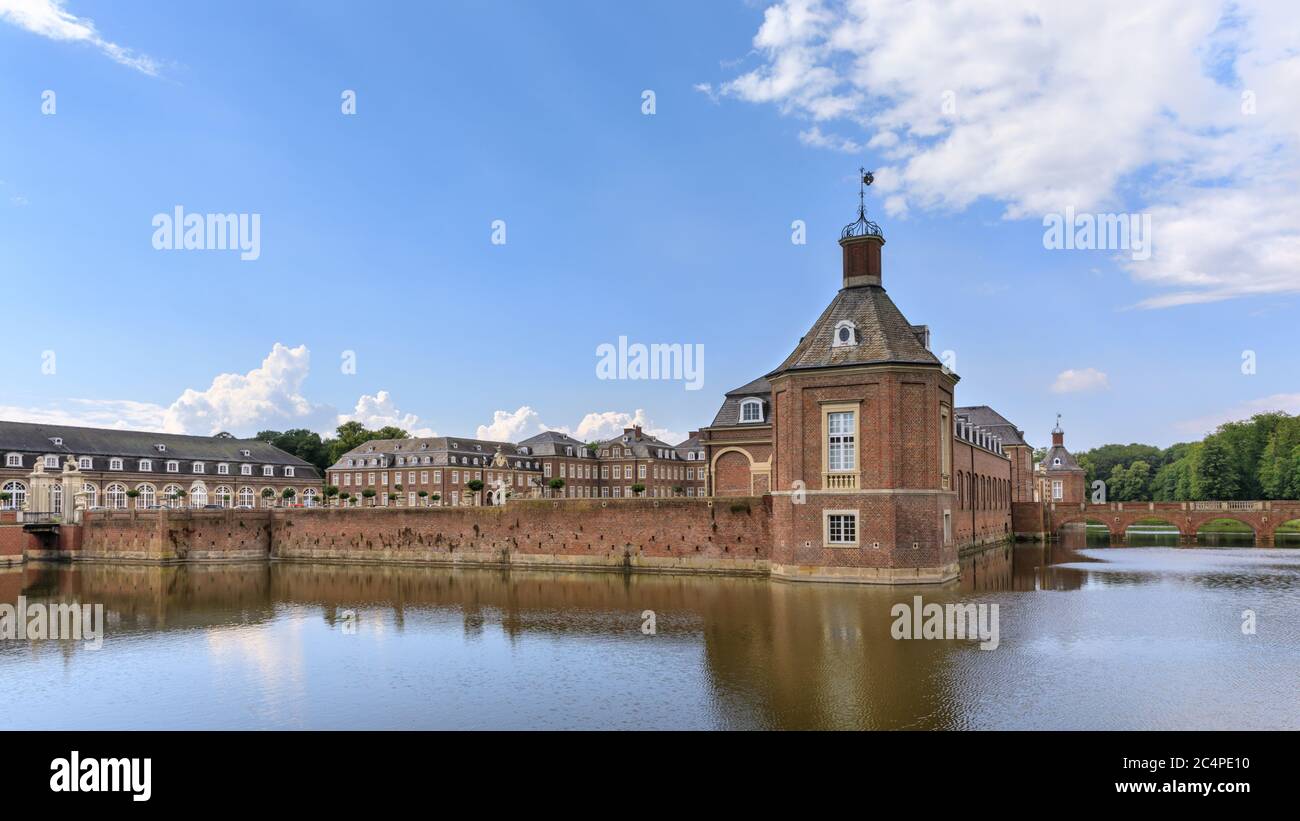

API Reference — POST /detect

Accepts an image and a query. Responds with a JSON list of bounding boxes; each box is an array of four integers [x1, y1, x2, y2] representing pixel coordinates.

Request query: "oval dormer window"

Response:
[[1053, 458, 1061, 467], [832, 320, 859, 348]]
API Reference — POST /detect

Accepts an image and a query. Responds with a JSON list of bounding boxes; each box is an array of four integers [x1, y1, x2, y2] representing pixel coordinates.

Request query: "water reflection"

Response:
[[2, 543, 1298, 730]]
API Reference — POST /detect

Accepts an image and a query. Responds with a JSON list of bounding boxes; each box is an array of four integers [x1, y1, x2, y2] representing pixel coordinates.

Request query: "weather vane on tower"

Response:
[[841, 166, 882, 239]]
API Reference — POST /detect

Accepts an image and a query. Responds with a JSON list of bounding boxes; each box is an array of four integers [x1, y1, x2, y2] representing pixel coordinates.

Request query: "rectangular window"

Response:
[[544, 463, 553, 478], [433, 470, 442, 483], [452, 471, 460, 484], [601, 465, 609, 479], [638, 465, 646, 479], [44, 455, 59, 469], [368, 472, 376, 485], [940, 405, 952, 489], [612, 487, 621, 498], [343, 474, 351, 486], [241, 464, 252, 475], [193, 462, 205, 474], [79, 457, 92, 469], [408, 471, 415, 484], [613, 465, 622, 480], [139, 459, 152, 471], [110, 458, 123, 470], [285, 467, 295, 478], [420, 471, 428, 484], [1052, 480, 1063, 501], [264, 466, 274, 476], [943, 510, 953, 545], [560, 464, 566, 479], [218, 463, 229, 475], [827, 410, 856, 472], [381, 472, 388, 485], [825, 511, 858, 546]]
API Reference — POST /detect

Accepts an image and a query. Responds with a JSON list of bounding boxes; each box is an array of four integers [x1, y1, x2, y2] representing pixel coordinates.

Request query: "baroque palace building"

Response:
[[324, 425, 706, 505], [0, 420, 322, 513]]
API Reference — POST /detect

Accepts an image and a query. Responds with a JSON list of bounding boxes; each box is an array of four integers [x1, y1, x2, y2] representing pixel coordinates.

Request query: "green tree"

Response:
[[361, 488, 377, 505], [256, 429, 329, 471], [547, 478, 564, 497], [1194, 438, 1240, 500], [631, 483, 646, 497]]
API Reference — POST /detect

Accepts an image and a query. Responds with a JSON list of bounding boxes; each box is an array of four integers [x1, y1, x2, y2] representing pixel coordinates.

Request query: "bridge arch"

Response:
[[1054, 516, 1111, 539], [1125, 516, 1185, 540], [1193, 516, 1256, 540], [1276, 518, 1300, 545]]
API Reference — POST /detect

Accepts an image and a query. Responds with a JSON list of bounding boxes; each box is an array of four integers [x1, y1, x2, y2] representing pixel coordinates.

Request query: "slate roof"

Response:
[[767, 285, 943, 377], [517, 430, 595, 458], [708, 376, 773, 428], [955, 405, 1029, 448], [599, 429, 680, 459], [0, 419, 319, 477], [1040, 445, 1084, 472], [674, 433, 704, 460], [329, 436, 540, 472]]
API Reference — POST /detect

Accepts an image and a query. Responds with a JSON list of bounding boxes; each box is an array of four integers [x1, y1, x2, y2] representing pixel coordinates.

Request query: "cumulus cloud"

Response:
[[161, 344, 334, 435], [712, 0, 1300, 307], [0, 0, 161, 75], [477, 406, 687, 446], [6, 344, 437, 439], [342, 390, 436, 437], [1050, 368, 1110, 394]]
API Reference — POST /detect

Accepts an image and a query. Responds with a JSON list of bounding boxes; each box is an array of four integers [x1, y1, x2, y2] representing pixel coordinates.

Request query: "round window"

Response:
[[838, 327, 851, 342]]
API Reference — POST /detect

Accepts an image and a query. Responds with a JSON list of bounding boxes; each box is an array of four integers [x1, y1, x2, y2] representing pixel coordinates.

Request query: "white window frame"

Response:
[[193, 462, 205, 474], [109, 458, 123, 471], [166, 460, 179, 473], [263, 466, 275, 477], [5, 453, 22, 468], [739, 398, 764, 423], [285, 467, 295, 478], [824, 510, 860, 547], [139, 459, 152, 472]]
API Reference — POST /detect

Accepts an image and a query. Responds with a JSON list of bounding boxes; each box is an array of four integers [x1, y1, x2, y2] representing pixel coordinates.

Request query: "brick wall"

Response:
[[75, 499, 772, 575], [272, 498, 771, 574]]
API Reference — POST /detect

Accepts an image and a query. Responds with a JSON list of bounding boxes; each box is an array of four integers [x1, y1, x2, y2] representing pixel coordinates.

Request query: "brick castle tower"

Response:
[[767, 171, 961, 583]]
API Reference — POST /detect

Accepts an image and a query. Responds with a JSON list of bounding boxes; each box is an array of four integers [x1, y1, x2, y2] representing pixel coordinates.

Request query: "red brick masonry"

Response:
[[77, 499, 774, 576]]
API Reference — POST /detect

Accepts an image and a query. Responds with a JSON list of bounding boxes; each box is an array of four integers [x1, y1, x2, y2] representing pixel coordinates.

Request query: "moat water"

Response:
[[2, 531, 1298, 730]]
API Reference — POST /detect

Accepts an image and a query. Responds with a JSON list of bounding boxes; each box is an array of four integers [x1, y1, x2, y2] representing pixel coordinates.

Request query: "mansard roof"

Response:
[[767, 285, 943, 378], [0, 419, 316, 471], [956, 405, 1029, 448], [328, 436, 538, 471], [706, 376, 773, 428], [516, 430, 593, 457]]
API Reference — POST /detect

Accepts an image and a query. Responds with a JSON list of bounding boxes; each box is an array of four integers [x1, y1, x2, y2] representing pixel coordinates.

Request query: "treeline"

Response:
[[1075, 412, 1300, 502], [255, 421, 411, 473]]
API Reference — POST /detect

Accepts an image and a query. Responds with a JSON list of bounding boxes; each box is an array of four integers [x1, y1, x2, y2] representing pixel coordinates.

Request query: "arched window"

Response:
[[163, 485, 184, 508], [302, 488, 318, 507], [82, 483, 97, 508], [105, 483, 127, 509], [214, 486, 233, 508], [51, 484, 62, 514], [135, 484, 156, 508], [190, 485, 208, 507], [238, 487, 254, 507], [2, 481, 26, 510], [739, 398, 764, 424]]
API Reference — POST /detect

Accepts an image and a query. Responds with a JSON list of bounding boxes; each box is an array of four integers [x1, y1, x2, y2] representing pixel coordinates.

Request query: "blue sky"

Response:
[[1, 0, 1297, 451]]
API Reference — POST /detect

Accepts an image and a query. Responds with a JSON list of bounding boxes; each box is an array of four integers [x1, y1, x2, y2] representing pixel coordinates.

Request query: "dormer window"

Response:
[[217, 463, 229, 475], [193, 462, 205, 474], [285, 467, 295, 478], [139, 459, 152, 472], [156, 443, 167, 453], [50, 437, 63, 447], [240, 449, 251, 457], [740, 398, 765, 423], [166, 461, 179, 473], [832, 320, 860, 348], [109, 458, 123, 471], [5, 454, 21, 468], [1053, 458, 1062, 467], [44, 455, 59, 469], [78, 457, 92, 469]]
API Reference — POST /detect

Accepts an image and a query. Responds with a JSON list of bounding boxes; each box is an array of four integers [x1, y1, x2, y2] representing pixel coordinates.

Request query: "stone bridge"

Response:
[[1047, 500, 1300, 545]]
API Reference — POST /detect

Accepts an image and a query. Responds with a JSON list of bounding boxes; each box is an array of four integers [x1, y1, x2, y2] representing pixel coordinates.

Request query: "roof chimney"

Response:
[[840, 168, 884, 288]]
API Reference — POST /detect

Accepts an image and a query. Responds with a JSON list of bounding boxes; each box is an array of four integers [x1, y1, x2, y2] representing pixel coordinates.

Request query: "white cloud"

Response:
[[798, 125, 862, 153], [713, 0, 1300, 307], [162, 344, 334, 435], [343, 390, 436, 437], [1050, 367, 1110, 394], [0, 398, 167, 431], [476, 406, 544, 441], [4, 344, 439, 440], [1175, 392, 1300, 436], [0, 0, 161, 75], [476, 406, 687, 446]]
